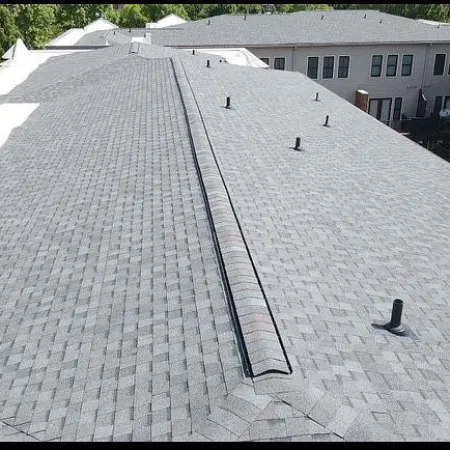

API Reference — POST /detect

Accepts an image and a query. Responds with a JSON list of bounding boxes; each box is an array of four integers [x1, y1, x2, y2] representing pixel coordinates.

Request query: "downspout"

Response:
[[292, 46, 296, 71]]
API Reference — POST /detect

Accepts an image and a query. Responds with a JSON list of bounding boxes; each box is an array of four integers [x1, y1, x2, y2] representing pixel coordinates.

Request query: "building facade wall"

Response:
[[249, 43, 450, 121]]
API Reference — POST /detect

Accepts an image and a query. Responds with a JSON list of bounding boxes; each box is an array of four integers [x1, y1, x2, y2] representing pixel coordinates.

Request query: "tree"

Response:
[[13, 4, 58, 49], [0, 5, 22, 56], [287, 4, 334, 12], [102, 7, 119, 25], [199, 4, 240, 18], [55, 4, 117, 30], [182, 4, 204, 21], [118, 4, 147, 28], [141, 4, 189, 23]]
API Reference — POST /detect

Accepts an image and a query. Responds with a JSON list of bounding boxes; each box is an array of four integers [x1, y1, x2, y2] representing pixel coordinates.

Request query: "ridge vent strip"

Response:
[[171, 57, 292, 378]]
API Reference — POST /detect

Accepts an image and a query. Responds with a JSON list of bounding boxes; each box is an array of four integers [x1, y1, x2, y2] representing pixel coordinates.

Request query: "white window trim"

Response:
[[337, 55, 351, 79], [386, 54, 399, 78], [370, 54, 384, 78], [306, 55, 320, 80], [322, 55, 336, 80], [274, 56, 287, 71], [433, 53, 447, 76], [400, 53, 414, 77]]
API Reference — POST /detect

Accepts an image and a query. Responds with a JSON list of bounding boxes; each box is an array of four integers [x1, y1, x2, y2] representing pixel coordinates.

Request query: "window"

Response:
[[371, 55, 383, 77], [401, 55, 413, 76], [434, 54, 446, 75], [434, 96, 443, 114], [274, 57, 285, 71], [323, 56, 335, 79], [445, 96, 450, 110], [393, 97, 402, 120], [338, 56, 350, 78], [386, 55, 398, 77], [260, 57, 269, 66], [307, 57, 319, 79]]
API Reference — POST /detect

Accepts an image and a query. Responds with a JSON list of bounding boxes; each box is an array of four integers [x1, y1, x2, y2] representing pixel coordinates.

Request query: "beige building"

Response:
[[45, 9, 450, 127], [146, 9, 450, 126]]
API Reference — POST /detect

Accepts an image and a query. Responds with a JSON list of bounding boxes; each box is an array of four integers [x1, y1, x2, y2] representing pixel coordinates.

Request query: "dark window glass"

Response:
[[274, 57, 285, 70], [401, 55, 413, 76], [445, 96, 450, 110], [307, 57, 319, 79], [434, 54, 446, 75], [260, 57, 269, 65], [393, 97, 402, 120], [323, 56, 334, 79], [434, 96, 443, 114], [386, 55, 398, 77], [371, 55, 383, 77], [338, 56, 350, 78]]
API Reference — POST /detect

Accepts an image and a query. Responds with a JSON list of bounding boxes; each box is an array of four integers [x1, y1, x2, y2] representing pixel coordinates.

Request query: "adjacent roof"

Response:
[[69, 10, 450, 48], [2, 38, 29, 61], [1, 42, 450, 442], [146, 13, 188, 29], [46, 18, 117, 48]]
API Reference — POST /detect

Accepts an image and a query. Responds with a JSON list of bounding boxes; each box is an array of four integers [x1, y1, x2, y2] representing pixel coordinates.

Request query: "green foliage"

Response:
[[0, 5, 22, 56], [103, 7, 119, 25], [118, 4, 147, 28], [13, 4, 58, 49], [287, 4, 334, 12], [141, 4, 189, 23], [2, 3, 450, 53], [182, 4, 205, 21], [55, 4, 117, 29]]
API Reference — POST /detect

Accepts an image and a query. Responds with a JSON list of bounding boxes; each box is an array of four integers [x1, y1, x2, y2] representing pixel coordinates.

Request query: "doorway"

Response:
[[368, 98, 392, 125]]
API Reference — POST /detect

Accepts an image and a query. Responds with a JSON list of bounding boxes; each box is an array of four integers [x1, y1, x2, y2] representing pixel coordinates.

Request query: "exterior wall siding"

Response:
[[249, 43, 450, 120]]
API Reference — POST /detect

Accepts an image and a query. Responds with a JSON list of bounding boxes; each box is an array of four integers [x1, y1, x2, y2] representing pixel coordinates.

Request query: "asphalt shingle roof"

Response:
[[0, 45, 245, 441], [1, 42, 450, 441], [73, 10, 450, 48]]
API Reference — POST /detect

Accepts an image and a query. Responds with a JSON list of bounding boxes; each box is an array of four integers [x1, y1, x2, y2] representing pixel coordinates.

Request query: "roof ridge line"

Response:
[[171, 56, 292, 378]]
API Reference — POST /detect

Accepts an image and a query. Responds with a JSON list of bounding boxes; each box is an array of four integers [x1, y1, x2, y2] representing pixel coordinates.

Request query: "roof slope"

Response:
[[74, 10, 450, 48], [1, 43, 450, 441], [0, 45, 246, 441], [175, 56, 450, 439]]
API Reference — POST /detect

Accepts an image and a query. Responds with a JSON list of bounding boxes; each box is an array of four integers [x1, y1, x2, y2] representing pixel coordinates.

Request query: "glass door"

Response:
[[368, 98, 392, 125]]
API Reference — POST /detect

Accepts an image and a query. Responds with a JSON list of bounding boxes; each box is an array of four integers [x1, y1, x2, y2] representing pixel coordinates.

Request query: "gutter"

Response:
[[165, 40, 450, 50]]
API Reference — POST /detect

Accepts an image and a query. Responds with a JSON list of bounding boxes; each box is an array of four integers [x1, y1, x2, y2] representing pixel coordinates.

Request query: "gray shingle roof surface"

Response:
[[176, 56, 450, 440], [2, 42, 450, 441], [0, 46, 245, 441], [74, 10, 450, 48]]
